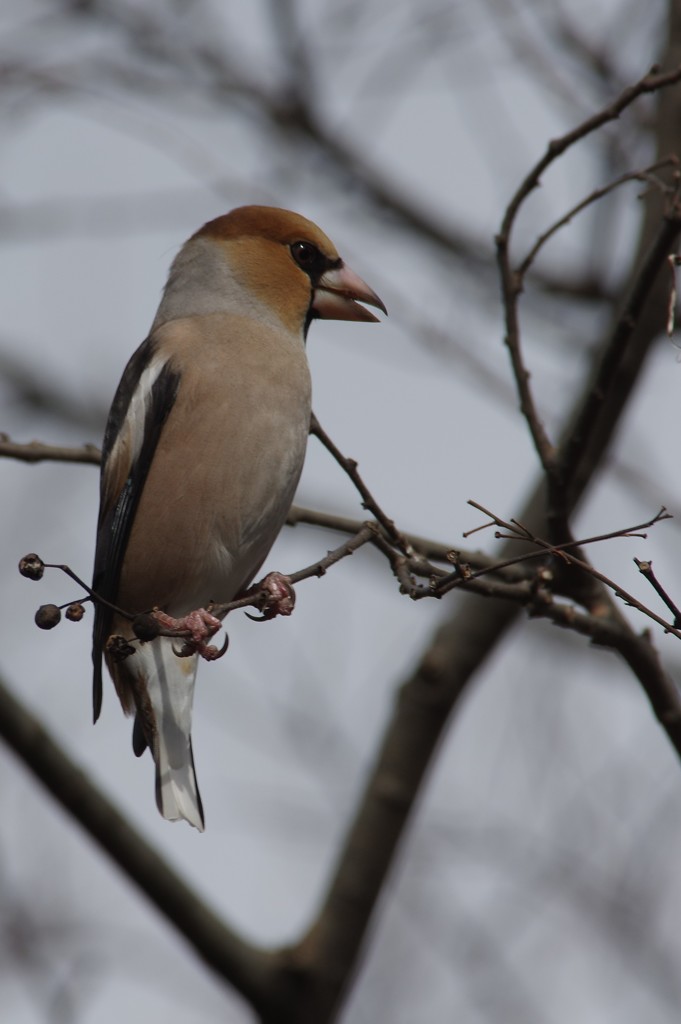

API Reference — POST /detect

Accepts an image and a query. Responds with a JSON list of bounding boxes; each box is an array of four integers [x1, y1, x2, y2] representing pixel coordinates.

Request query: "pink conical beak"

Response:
[[312, 262, 387, 322]]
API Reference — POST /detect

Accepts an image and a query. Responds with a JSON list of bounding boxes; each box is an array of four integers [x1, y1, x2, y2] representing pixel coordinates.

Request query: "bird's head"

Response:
[[190, 206, 386, 335]]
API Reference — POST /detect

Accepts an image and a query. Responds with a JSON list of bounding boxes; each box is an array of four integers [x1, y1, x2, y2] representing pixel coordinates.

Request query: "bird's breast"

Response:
[[117, 313, 311, 616]]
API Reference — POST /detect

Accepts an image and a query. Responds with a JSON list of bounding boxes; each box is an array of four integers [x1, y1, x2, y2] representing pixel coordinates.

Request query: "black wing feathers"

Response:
[[92, 340, 181, 722]]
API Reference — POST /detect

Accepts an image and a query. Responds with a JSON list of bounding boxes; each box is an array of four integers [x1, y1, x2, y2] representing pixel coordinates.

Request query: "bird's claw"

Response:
[[199, 632, 230, 660], [154, 607, 228, 661], [154, 607, 222, 644], [246, 571, 296, 621], [171, 631, 229, 661]]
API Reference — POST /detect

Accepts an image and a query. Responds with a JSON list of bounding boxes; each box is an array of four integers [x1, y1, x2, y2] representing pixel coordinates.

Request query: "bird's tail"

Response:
[[132, 638, 205, 831], [155, 736, 205, 832]]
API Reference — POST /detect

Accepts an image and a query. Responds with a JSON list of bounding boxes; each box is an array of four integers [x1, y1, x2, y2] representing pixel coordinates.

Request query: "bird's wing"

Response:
[[92, 338, 180, 722]]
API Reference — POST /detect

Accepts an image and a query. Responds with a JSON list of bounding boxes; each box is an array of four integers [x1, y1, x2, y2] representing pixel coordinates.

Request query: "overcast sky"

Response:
[[3, 2, 681, 1023]]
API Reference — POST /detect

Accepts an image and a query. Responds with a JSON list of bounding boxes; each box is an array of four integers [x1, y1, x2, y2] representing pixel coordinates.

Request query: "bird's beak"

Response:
[[312, 262, 387, 322]]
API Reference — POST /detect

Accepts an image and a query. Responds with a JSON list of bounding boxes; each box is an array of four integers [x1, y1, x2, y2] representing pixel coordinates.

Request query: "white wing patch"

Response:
[[108, 355, 168, 474]]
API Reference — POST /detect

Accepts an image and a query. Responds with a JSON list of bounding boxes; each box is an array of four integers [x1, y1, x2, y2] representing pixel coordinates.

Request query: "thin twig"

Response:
[[310, 413, 416, 557], [0, 437, 101, 465], [209, 525, 377, 620], [495, 63, 681, 475], [500, 63, 681, 243], [469, 500, 671, 551], [431, 505, 671, 605], [286, 505, 457, 566], [635, 557, 681, 627], [518, 158, 678, 280], [555, 204, 681, 509], [25, 501, 680, 646], [464, 502, 681, 639]]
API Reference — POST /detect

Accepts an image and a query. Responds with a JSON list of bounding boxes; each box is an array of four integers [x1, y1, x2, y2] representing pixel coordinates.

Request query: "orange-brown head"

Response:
[[187, 205, 386, 335]]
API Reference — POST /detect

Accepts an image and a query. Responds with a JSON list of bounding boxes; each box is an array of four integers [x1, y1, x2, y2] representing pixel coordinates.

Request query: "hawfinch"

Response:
[[91, 206, 385, 831]]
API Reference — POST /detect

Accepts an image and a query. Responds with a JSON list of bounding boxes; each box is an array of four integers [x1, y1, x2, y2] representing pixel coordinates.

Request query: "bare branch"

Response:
[[0, 674, 281, 1007], [0, 437, 101, 465], [518, 158, 678, 281], [458, 502, 681, 639], [495, 63, 681, 478], [635, 557, 681, 628], [500, 63, 681, 244], [310, 414, 416, 557], [555, 203, 681, 517]]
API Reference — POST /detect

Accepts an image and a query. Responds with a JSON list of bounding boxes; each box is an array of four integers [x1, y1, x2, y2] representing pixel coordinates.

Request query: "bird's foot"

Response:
[[246, 572, 296, 621], [152, 607, 228, 660]]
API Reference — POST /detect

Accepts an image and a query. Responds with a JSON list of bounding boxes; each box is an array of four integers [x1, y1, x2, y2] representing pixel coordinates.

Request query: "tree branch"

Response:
[[272, 50, 681, 1021], [0, 437, 101, 465], [0, 675, 281, 1007]]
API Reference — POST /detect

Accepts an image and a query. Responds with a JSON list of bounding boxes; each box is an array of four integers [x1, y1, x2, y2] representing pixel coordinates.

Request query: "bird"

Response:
[[91, 206, 386, 831]]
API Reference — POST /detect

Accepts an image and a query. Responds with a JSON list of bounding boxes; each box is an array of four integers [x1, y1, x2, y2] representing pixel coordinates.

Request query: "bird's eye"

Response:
[[290, 241, 321, 270]]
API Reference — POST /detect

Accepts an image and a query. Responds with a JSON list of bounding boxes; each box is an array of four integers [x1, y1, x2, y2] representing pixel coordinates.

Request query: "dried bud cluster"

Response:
[[19, 553, 45, 581], [20, 554, 91, 632], [106, 634, 136, 663], [35, 604, 61, 629]]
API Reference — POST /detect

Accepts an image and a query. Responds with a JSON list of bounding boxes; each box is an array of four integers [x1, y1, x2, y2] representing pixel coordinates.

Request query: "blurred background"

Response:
[[2, 1, 681, 1021]]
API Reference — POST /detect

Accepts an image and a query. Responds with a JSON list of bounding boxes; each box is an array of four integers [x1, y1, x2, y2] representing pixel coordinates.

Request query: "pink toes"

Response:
[[247, 571, 296, 620], [152, 607, 227, 660]]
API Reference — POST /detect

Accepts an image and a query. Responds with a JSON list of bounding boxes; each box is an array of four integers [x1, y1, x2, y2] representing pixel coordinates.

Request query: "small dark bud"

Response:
[[106, 634, 136, 662], [35, 604, 61, 629], [132, 613, 161, 642], [65, 603, 85, 622], [19, 554, 45, 581]]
